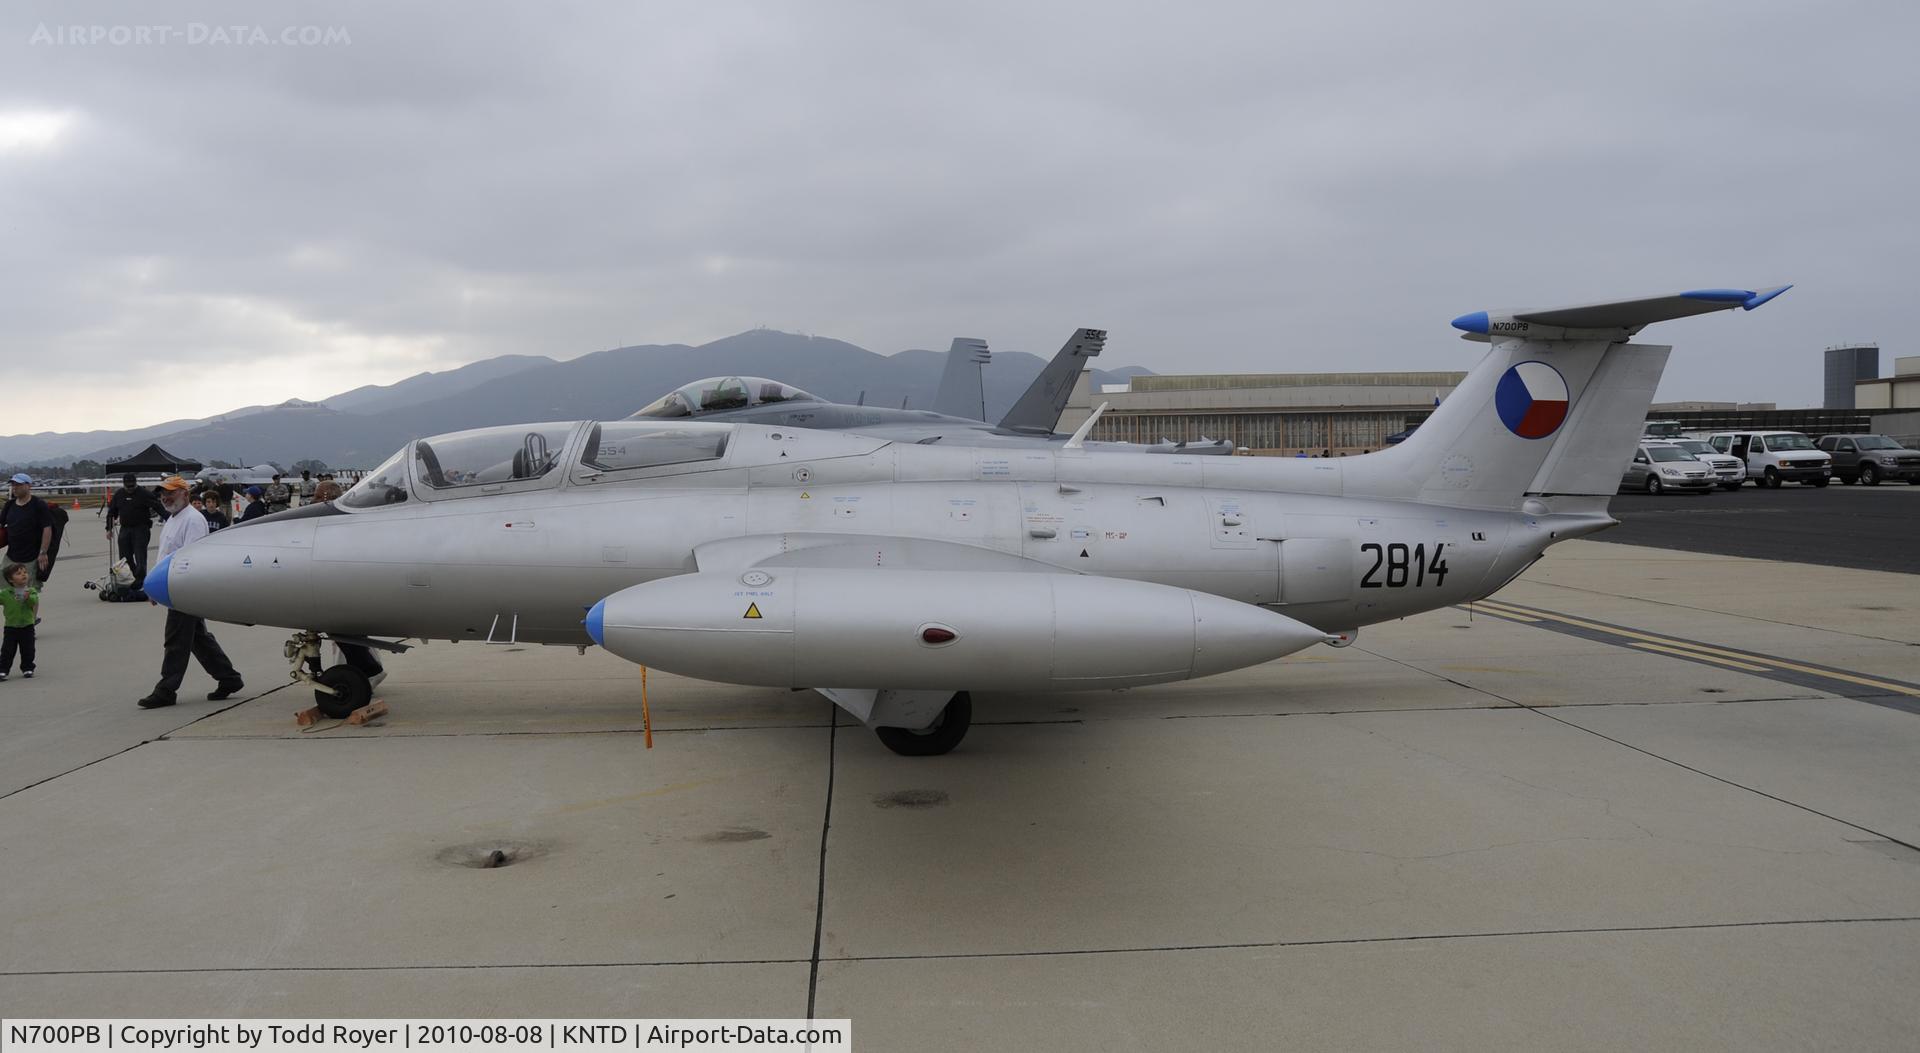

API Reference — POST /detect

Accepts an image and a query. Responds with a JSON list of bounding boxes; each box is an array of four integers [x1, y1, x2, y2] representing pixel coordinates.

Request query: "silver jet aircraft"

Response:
[[146, 285, 1788, 755], [634, 328, 1235, 455]]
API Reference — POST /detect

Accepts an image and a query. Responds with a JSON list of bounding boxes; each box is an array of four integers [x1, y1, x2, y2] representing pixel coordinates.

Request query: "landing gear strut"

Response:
[[283, 631, 402, 720], [874, 691, 972, 756]]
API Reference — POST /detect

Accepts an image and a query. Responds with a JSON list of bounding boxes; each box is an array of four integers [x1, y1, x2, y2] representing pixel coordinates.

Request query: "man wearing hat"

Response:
[[138, 476, 243, 709], [2, 473, 53, 588], [105, 472, 167, 590], [238, 485, 269, 523]]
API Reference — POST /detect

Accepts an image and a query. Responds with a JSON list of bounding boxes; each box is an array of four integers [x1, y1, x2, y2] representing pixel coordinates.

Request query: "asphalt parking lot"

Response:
[[1604, 482, 1920, 573]]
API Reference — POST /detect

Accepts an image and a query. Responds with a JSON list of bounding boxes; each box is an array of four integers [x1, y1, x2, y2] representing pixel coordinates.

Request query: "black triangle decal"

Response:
[[1079, 548, 1090, 558]]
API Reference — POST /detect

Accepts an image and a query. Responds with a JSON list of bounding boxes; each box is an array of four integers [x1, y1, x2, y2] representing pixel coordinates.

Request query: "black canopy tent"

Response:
[[101, 444, 203, 474]]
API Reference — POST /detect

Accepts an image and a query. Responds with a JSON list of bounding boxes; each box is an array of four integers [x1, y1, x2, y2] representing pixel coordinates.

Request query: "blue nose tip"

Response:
[[146, 554, 173, 607], [584, 598, 606, 646]]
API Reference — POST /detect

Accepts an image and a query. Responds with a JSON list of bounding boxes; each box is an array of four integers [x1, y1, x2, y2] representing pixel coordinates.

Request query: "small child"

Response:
[[0, 562, 38, 680]]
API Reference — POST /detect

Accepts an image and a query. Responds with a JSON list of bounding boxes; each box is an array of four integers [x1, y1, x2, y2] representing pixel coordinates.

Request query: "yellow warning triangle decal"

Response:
[[743, 602, 763, 619], [799, 491, 811, 499]]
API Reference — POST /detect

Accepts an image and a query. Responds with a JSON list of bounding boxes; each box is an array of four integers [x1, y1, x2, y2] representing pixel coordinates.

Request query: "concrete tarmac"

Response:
[[3, 508, 1918, 1050]]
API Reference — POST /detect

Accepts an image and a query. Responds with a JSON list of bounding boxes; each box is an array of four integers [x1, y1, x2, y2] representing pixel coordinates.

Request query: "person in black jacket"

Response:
[[238, 485, 269, 522], [2, 474, 53, 587], [105, 473, 167, 588], [199, 489, 230, 531]]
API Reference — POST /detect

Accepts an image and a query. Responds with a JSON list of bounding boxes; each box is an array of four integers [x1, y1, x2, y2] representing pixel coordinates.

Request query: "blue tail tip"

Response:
[[146, 554, 173, 608], [584, 599, 606, 646], [1450, 310, 1491, 334]]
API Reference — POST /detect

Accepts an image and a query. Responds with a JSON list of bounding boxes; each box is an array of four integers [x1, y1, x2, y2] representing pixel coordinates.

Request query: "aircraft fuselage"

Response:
[[164, 429, 1574, 647]]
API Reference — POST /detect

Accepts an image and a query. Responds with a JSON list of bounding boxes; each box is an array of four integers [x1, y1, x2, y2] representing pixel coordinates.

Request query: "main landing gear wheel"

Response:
[[314, 665, 373, 719], [1644, 475, 1663, 494], [875, 692, 972, 757]]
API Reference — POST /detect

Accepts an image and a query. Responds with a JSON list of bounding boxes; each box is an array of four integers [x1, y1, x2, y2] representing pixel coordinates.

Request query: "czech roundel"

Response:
[[1494, 361, 1570, 439]]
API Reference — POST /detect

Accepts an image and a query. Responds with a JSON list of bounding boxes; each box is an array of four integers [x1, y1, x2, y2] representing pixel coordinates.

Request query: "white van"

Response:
[[1706, 431, 1832, 488]]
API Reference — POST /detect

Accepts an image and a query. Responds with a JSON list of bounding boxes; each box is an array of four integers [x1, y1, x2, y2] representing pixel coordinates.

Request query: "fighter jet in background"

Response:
[[632, 328, 1236, 455], [147, 286, 1787, 755], [194, 463, 286, 487]]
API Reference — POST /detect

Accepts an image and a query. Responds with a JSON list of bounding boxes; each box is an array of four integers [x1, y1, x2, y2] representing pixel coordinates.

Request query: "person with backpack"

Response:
[[1, 474, 53, 590], [106, 473, 166, 589]]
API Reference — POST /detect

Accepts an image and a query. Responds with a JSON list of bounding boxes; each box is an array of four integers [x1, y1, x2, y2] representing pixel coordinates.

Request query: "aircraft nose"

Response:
[[146, 554, 173, 608], [585, 599, 607, 647]]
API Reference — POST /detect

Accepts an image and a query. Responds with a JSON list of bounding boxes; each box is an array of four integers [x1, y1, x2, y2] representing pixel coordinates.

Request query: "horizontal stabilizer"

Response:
[[1451, 285, 1790, 339]]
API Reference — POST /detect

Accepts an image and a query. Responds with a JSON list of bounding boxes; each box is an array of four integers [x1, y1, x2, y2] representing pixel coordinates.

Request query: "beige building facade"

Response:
[[1855, 355, 1920, 410], [1061, 371, 1466, 455]]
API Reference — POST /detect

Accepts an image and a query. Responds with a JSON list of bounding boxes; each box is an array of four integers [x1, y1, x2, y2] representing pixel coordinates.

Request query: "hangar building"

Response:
[[1060, 371, 1466, 455]]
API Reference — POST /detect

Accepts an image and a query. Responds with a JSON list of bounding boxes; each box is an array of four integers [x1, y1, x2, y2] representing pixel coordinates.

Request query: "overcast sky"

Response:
[[3, 0, 1914, 435]]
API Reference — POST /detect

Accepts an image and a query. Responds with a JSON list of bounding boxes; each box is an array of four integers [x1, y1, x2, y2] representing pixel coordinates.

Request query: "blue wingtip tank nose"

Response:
[[1450, 310, 1491, 334], [585, 599, 606, 647], [146, 554, 173, 608]]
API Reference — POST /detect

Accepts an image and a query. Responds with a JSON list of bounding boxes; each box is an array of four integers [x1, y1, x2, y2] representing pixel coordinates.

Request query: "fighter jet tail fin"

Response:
[[996, 328, 1106, 435], [930, 338, 991, 420], [1346, 286, 1788, 511]]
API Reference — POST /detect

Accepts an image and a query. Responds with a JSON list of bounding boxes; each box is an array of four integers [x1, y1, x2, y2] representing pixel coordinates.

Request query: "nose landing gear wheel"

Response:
[[875, 692, 972, 756], [314, 665, 373, 719]]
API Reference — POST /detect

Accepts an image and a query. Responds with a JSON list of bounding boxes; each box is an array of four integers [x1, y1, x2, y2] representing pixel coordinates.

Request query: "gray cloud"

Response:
[[2, 0, 1915, 432]]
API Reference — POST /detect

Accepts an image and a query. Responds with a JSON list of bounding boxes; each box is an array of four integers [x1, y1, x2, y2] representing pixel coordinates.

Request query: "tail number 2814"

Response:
[[1359, 542, 1448, 588]]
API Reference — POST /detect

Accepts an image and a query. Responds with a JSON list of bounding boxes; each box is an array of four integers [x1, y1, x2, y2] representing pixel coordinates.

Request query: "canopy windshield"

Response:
[[413, 423, 575, 490], [633, 377, 820, 419], [338, 448, 411, 509]]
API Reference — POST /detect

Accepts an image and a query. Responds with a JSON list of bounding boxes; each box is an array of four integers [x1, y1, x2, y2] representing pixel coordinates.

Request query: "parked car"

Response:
[[1815, 434, 1920, 485], [1706, 431, 1831, 488], [1661, 437, 1747, 490], [1621, 441, 1715, 494]]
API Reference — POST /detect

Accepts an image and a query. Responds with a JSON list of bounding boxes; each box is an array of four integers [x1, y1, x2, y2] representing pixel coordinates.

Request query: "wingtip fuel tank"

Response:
[[589, 568, 1327, 692]]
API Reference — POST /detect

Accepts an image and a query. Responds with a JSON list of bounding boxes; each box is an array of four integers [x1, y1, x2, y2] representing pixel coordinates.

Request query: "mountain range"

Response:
[[2, 330, 1150, 470]]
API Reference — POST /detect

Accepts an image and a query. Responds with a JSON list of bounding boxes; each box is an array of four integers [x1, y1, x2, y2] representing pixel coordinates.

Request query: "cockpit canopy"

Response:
[[631, 377, 821, 419], [336, 419, 735, 511]]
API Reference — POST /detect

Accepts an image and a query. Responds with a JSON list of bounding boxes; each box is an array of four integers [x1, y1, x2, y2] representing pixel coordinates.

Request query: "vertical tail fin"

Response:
[[931, 337, 992, 420], [997, 328, 1106, 434], [1344, 287, 1788, 511]]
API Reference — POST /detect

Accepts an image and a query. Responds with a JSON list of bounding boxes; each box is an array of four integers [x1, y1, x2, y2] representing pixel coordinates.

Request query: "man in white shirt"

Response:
[[138, 476, 244, 709]]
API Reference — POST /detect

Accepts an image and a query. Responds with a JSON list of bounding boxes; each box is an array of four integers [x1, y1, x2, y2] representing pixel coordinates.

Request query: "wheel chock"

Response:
[[347, 699, 389, 726], [294, 706, 322, 727]]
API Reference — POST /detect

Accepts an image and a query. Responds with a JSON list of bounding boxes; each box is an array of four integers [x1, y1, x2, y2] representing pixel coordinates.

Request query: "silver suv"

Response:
[[1621, 441, 1715, 495], [1663, 437, 1747, 490]]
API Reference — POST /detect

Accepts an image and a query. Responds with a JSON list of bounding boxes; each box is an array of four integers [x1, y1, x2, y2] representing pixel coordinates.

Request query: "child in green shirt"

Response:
[[1, 562, 37, 679]]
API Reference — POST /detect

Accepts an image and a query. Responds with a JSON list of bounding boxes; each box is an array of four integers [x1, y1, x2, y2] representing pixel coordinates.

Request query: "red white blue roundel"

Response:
[[1494, 361, 1569, 439]]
